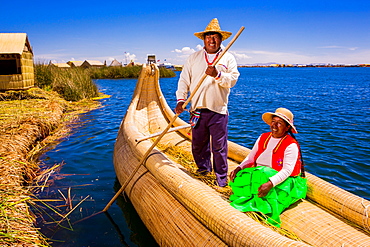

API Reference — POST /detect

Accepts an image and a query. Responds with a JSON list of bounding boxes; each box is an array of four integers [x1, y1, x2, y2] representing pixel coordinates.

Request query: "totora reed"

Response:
[[0, 88, 100, 246]]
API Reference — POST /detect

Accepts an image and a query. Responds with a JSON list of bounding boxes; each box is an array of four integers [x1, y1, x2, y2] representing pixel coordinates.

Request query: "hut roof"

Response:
[[83, 60, 105, 66], [51, 62, 71, 68], [110, 59, 122, 67], [67, 61, 84, 67], [0, 33, 33, 55]]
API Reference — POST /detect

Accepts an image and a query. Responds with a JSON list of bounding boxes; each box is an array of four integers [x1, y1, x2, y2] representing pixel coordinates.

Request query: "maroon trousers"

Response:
[[191, 109, 228, 187]]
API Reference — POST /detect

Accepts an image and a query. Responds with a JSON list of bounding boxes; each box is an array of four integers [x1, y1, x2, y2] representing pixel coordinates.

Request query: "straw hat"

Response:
[[262, 108, 298, 133], [194, 18, 232, 41]]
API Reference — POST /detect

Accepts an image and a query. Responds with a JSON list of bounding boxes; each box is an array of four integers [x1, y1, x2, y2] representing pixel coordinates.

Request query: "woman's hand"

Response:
[[258, 180, 273, 197], [229, 167, 241, 182]]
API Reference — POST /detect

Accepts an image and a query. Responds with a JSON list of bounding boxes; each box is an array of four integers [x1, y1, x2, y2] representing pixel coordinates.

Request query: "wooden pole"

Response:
[[103, 26, 245, 212]]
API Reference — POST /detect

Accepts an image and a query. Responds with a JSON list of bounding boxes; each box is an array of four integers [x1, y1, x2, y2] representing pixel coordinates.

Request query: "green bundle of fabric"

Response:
[[229, 166, 307, 227]]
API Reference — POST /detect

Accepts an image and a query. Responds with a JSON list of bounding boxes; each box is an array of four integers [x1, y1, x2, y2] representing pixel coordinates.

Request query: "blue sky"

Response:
[[2, 0, 369, 65]]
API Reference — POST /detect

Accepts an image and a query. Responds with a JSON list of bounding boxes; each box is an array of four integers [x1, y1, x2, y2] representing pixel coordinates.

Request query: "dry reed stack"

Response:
[[0, 89, 66, 246]]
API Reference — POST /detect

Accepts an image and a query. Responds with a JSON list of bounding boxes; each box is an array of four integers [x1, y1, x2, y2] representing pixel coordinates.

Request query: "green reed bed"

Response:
[[34, 64, 100, 102], [88, 65, 143, 79], [158, 66, 177, 77], [88, 65, 176, 79], [35, 64, 175, 102]]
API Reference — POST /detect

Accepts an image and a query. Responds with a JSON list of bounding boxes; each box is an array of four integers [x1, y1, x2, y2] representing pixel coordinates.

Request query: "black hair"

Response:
[[203, 32, 222, 40], [273, 115, 306, 178], [288, 129, 306, 178]]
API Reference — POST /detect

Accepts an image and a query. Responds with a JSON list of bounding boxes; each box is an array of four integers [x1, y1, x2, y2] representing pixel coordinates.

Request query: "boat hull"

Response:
[[114, 64, 370, 246]]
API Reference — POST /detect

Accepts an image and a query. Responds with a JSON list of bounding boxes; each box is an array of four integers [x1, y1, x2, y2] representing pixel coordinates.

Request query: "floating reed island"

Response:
[[0, 87, 101, 246], [0, 88, 66, 246]]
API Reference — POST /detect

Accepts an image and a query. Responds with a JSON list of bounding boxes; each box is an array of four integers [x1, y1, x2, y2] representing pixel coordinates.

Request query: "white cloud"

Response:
[[196, 44, 203, 51], [125, 52, 136, 62], [170, 46, 201, 64], [229, 51, 252, 61], [173, 47, 197, 55], [318, 46, 359, 51]]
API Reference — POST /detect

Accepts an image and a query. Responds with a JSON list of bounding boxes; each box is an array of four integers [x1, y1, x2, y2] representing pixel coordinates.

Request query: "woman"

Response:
[[229, 108, 307, 227]]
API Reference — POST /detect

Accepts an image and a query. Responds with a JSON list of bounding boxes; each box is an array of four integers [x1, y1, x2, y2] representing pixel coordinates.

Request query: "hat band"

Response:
[[276, 112, 293, 124]]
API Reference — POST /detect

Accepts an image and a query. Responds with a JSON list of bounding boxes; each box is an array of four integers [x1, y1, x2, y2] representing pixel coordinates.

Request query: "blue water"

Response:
[[38, 67, 370, 246]]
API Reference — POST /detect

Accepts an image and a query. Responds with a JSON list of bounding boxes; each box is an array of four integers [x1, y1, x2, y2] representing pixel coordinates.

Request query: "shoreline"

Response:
[[0, 88, 100, 246]]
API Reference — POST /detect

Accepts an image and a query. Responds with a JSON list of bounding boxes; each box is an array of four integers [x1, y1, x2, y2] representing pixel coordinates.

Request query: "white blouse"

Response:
[[238, 135, 299, 186]]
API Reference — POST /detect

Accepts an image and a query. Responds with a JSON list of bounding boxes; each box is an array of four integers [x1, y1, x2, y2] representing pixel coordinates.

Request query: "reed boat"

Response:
[[113, 64, 370, 246]]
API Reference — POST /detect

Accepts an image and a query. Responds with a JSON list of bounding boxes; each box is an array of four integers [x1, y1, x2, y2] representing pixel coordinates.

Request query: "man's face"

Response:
[[203, 33, 222, 54]]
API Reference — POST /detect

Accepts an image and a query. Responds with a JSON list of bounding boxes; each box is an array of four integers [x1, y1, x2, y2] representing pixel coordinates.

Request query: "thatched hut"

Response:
[[0, 33, 34, 90], [81, 60, 105, 69], [67, 61, 84, 68], [49, 62, 71, 68], [109, 59, 122, 67]]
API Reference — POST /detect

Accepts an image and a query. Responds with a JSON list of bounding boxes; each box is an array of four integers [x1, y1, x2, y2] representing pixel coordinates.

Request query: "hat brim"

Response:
[[262, 112, 298, 134], [194, 31, 232, 41]]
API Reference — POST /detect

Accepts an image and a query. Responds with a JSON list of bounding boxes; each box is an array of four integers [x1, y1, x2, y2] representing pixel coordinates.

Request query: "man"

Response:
[[175, 18, 240, 187]]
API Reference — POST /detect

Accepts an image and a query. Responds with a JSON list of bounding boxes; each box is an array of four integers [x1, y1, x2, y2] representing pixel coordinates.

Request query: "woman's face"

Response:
[[270, 116, 290, 138]]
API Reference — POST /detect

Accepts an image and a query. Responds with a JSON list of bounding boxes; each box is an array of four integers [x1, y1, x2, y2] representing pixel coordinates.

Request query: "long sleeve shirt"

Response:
[[176, 49, 240, 114], [239, 135, 299, 186]]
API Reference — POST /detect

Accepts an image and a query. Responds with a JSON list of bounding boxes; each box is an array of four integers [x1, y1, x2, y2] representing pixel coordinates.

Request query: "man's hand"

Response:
[[175, 102, 185, 114], [205, 65, 218, 78]]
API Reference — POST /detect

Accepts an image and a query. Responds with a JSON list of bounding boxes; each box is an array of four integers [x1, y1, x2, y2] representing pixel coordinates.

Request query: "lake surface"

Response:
[[37, 67, 370, 246]]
